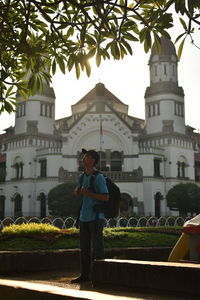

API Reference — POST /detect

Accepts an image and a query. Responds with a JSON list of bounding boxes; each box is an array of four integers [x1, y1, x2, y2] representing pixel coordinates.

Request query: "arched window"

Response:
[[38, 193, 46, 218], [0, 195, 5, 220], [177, 156, 187, 178], [154, 192, 163, 218], [110, 151, 122, 171], [14, 194, 22, 218], [13, 156, 23, 179]]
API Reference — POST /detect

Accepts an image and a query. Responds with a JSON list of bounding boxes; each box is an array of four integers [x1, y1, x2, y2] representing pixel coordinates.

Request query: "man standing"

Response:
[[71, 148, 109, 283]]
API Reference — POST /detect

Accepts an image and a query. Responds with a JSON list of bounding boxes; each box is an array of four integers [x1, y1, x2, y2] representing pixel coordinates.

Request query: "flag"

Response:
[[100, 117, 104, 152]]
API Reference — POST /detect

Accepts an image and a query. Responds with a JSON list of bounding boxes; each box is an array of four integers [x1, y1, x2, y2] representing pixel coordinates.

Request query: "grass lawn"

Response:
[[0, 224, 182, 251]]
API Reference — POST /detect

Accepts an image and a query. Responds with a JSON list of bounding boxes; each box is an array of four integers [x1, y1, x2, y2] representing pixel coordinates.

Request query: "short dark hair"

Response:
[[82, 148, 99, 165]]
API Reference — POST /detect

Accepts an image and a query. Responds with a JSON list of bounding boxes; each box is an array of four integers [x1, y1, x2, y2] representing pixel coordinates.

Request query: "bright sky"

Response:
[[1, 26, 200, 134]]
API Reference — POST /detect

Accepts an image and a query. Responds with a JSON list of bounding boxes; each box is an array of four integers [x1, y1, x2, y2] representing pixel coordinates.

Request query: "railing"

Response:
[[62, 171, 140, 182], [36, 148, 62, 156], [0, 216, 192, 230]]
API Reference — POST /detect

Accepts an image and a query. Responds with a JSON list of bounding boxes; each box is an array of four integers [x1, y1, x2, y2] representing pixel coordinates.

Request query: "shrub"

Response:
[[2, 223, 60, 235]]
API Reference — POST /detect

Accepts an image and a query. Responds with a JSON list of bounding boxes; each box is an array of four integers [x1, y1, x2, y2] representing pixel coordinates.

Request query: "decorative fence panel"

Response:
[[0, 216, 192, 229]]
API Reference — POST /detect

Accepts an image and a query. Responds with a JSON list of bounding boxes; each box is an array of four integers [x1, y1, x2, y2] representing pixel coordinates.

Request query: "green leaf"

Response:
[[67, 55, 75, 72], [56, 56, 66, 74], [4, 101, 14, 113], [153, 32, 161, 54], [123, 32, 138, 41], [175, 0, 186, 15], [187, 0, 194, 15], [96, 52, 101, 67], [113, 7, 122, 14], [145, 29, 152, 48], [87, 48, 96, 58], [121, 39, 133, 55], [85, 61, 91, 77], [110, 42, 120, 59], [144, 40, 150, 53], [52, 59, 56, 75], [177, 37, 186, 60], [19, 89, 28, 101], [119, 43, 127, 58], [75, 63, 80, 79], [179, 17, 187, 31], [139, 27, 148, 43], [5, 86, 14, 98], [174, 33, 186, 44]]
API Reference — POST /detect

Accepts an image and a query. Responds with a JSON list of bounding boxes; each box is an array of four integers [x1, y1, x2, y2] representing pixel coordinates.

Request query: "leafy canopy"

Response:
[[167, 183, 200, 215], [1, 0, 200, 114], [48, 182, 81, 217]]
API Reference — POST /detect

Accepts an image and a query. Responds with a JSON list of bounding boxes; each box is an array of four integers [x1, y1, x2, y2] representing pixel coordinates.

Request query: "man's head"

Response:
[[82, 148, 99, 166]]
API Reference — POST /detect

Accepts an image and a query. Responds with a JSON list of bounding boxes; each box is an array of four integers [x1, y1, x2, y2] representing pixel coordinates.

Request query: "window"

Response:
[[155, 65, 157, 76], [0, 195, 5, 219], [154, 158, 161, 177], [14, 194, 22, 217], [174, 102, 184, 117], [16, 103, 26, 118], [13, 157, 23, 179], [38, 193, 46, 218], [40, 103, 53, 118], [110, 151, 122, 171], [0, 162, 6, 182], [39, 159, 47, 177], [177, 156, 187, 178], [164, 64, 167, 75], [147, 103, 160, 118]]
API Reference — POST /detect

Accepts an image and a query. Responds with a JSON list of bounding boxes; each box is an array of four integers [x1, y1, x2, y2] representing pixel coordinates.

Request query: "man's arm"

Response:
[[79, 187, 109, 202]]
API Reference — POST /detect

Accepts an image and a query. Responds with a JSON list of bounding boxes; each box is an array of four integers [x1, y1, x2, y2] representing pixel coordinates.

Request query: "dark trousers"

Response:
[[79, 219, 104, 279]]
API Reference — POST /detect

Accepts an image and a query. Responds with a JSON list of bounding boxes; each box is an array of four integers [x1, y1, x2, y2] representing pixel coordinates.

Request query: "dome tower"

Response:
[[144, 36, 185, 135], [15, 83, 55, 135]]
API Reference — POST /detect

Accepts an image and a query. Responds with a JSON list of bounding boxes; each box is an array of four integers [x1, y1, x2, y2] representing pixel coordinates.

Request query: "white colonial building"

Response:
[[0, 37, 199, 219]]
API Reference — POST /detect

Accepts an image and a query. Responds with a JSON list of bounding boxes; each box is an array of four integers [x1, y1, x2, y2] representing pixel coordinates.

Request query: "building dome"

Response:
[[151, 36, 177, 56]]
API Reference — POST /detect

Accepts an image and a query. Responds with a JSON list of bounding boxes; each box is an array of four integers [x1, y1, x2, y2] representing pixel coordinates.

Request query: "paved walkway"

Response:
[[2, 269, 198, 300]]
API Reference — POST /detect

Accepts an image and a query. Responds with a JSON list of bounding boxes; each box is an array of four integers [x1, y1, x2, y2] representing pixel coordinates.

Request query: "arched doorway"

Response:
[[120, 193, 133, 217], [38, 193, 46, 218], [154, 192, 163, 218], [14, 194, 22, 217], [0, 195, 5, 220]]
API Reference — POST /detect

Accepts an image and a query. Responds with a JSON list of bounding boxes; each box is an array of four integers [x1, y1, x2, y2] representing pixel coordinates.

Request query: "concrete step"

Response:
[[0, 247, 172, 274], [92, 259, 200, 298], [0, 279, 135, 300]]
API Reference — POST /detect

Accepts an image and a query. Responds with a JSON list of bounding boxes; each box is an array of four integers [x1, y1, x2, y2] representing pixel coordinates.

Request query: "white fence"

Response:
[[0, 216, 192, 229]]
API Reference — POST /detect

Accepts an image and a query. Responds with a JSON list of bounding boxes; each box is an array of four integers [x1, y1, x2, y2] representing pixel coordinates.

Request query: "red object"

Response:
[[183, 226, 200, 234]]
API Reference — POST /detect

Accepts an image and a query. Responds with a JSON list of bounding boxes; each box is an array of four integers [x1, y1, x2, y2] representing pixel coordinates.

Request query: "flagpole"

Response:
[[99, 115, 103, 171]]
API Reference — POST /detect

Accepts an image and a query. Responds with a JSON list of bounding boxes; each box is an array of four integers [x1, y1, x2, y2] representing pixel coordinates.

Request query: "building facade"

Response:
[[0, 37, 200, 219]]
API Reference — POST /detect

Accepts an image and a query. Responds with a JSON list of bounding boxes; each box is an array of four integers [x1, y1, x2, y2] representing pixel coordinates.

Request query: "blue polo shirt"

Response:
[[78, 172, 108, 222]]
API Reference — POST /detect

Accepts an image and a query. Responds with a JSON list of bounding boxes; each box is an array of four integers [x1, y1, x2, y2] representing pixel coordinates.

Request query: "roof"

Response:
[[151, 36, 177, 56], [74, 83, 126, 106]]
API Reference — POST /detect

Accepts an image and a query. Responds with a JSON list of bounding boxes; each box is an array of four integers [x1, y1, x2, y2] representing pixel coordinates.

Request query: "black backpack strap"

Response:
[[75, 172, 85, 229], [90, 170, 101, 193]]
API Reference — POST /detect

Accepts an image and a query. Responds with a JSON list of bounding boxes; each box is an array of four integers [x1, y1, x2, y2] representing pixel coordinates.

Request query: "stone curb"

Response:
[[92, 259, 200, 297], [0, 247, 172, 274]]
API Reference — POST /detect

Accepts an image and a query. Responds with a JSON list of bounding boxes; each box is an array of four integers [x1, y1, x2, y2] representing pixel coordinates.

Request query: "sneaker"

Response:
[[70, 276, 90, 283]]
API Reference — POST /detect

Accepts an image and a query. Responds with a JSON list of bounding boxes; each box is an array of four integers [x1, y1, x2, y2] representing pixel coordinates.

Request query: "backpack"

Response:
[[80, 170, 121, 219]]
